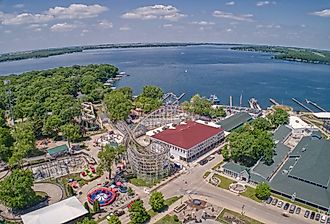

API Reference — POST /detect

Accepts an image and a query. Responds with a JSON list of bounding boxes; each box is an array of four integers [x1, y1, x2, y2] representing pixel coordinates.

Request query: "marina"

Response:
[[292, 98, 314, 112]]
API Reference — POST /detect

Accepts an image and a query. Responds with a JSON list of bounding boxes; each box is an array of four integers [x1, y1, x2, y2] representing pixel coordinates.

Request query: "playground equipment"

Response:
[[87, 187, 116, 206]]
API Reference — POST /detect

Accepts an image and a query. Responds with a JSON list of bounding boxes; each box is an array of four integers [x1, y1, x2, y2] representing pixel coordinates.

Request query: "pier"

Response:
[[292, 98, 313, 112], [269, 98, 279, 106], [305, 99, 326, 112]]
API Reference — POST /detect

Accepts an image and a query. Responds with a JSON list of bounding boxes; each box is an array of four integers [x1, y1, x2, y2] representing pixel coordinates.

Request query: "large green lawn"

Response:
[[129, 177, 159, 188], [217, 208, 264, 224], [155, 215, 181, 224], [240, 186, 262, 203], [213, 174, 234, 189]]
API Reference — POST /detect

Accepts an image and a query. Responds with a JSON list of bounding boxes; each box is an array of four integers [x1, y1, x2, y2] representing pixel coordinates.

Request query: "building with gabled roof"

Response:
[[21, 197, 88, 224], [150, 120, 224, 161]]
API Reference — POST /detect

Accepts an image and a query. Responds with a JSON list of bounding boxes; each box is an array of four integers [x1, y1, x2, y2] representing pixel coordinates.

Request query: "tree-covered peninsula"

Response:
[[232, 45, 330, 65]]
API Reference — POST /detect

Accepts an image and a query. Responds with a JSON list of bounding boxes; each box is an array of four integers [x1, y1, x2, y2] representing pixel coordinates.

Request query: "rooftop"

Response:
[[313, 112, 330, 119], [272, 125, 291, 143], [47, 144, 68, 156], [217, 112, 252, 132], [252, 143, 290, 180], [21, 197, 88, 224], [222, 161, 248, 174], [270, 136, 330, 210], [151, 120, 223, 150], [289, 116, 313, 130], [288, 136, 330, 187]]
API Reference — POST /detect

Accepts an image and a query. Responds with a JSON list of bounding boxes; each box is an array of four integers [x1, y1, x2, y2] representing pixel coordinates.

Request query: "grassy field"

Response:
[[203, 171, 211, 179], [129, 177, 160, 188], [213, 174, 234, 189], [165, 196, 182, 206], [155, 215, 181, 224], [217, 208, 264, 224], [240, 186, 262, 203]]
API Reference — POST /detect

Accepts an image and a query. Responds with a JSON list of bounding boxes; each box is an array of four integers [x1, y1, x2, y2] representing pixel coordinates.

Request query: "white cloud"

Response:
[[1, 4, 107, 25], [301, 24, 306, 28], [256, 1, 276, 6], [50, 23, 77, 32], [226, 28, 232, 32], [192, 21, 215, 25], [256, 24, 280, 29], [213, 10, 254, 22], [13, 4, 24, 9], [4, 30, 12, 34], [310, 9, 330, 17], [226, 1, 235, 6], [47, 4, 107, 19], [119, 26, 131, 31], [122, 5, 186, 21], [98, 20, 113, 29]]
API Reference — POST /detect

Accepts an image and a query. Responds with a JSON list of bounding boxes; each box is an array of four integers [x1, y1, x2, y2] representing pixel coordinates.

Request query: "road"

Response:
[[157, 154, 313, 224]]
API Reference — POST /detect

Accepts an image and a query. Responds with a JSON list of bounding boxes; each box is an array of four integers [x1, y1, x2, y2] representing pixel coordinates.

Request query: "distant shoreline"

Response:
[[0, 43, 238, 63], [231, 46, 330, 65], [1, 43, 330, 65]]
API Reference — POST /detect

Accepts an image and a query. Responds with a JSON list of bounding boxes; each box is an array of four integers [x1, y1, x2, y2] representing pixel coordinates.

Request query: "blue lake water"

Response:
[[0, 45, 329, 111]]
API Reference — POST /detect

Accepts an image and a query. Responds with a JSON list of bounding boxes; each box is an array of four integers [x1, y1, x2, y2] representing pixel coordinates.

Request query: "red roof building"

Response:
[[150, 120, 224, 161]]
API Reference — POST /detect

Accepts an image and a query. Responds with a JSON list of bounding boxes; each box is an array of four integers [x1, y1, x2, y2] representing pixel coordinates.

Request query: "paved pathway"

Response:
[[33, 183, 63, 205]]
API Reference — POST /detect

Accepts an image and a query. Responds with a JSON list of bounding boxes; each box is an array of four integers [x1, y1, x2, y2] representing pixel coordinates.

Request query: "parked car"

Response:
[[208, 156, 215, 161], [295, 207, 301, 214], [304, 210, 310, 218], [310, 211, 315, 219], [114, 210, 125, 217], [315, 213, 321, 221], [283, 203, 290, 210], [265, 197, 272, 204], [271, 198, 278, 206], [277, 201, 283, 208], [199, 159, 208, 165], [289, 204, 296, 214], [326, 216, 330, 224], [320, 215, 326, 223]]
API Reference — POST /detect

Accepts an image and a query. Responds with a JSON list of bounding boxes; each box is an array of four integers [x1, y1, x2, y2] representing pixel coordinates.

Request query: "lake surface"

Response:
[[1, 45, 330, 111]]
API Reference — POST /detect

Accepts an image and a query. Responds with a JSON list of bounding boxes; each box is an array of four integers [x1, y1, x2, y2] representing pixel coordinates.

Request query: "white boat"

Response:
[[209, 95, 220, 105], [249, 98, 262, 110]]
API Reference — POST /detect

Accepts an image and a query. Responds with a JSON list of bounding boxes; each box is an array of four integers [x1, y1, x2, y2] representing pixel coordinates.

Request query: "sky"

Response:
[[0, 0, 330, 53]]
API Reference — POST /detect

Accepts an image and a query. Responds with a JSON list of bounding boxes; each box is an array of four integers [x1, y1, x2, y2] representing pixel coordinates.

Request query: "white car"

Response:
[[320, 215, 327, 223], [144, 188, 150, 194]]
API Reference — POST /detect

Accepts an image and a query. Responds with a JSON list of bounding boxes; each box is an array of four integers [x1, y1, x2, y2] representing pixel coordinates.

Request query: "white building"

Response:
[[21, 197, 88, 224], [149, 120, 224, 161]]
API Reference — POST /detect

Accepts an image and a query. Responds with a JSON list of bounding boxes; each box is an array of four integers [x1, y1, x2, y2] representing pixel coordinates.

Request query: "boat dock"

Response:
[[269, 98, 279, 106], [305, 99, 326, 112], [292, 98, 313, 112]]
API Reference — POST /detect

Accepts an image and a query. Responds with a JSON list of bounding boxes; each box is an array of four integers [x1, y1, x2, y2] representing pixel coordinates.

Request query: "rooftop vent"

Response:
[[301, 147, 306, 152], [289, 166, 293, 170], [282, 170, 288, 174]]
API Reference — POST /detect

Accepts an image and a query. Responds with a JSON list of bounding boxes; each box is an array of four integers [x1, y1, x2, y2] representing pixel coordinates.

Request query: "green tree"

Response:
[[128, 200, 150, 224], [93, 200, 101, 213], [268, 108, 289, 128], [149, 191, 165, 212], [84, 201, 90, 213], [0, 127, 14, 162], [67, 184, 74, 196], [255, 182, 271, 200], [228, 124, 274, 166], [108, 215, 121, 224], [77, 217, 97, 224], [251, 117, 271, 131], [60, 123, 81, 147], [140, 86, 163, 99], [221, 145, 231, 161], [104, 89, 133, 121], [43, 115, 63, 136], [0, 169, 38, 209], [98, 145, 116, 179], [9, 122, 35, 167]]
